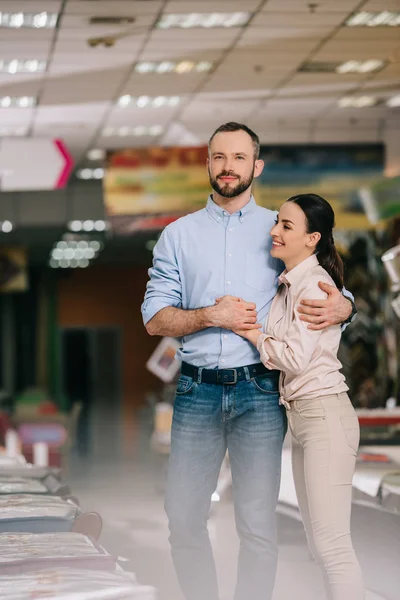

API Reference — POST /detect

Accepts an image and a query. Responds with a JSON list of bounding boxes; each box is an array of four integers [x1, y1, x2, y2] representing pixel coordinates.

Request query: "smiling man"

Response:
[[141, 122, 354, 600]]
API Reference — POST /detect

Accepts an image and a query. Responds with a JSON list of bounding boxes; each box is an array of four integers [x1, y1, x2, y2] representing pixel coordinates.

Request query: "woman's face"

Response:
[[269, 201, 320, 268]]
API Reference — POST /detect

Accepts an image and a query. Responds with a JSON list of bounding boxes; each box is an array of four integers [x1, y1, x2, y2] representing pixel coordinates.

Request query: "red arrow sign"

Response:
[[54, 139, 74, 189]]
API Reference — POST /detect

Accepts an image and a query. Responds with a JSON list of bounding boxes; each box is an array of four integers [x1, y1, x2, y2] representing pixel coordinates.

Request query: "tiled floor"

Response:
[[69, 414, 397, 600]]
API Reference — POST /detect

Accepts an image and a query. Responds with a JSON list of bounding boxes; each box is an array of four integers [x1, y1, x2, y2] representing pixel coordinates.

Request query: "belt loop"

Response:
[[197, 367, 203, 384], [243, 366, 250, 382]]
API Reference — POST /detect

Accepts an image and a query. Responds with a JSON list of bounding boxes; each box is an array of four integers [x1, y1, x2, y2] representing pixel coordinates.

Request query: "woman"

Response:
[[233, 193, 364, 600]]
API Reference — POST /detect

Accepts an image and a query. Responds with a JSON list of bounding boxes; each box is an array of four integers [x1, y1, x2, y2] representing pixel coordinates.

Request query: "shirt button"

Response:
[[224, 334, 228, 339], [221, 359, 225, 363], [228, 253, 232, 257], [227, 280, 231, 285], [228, 228, 233, 232]]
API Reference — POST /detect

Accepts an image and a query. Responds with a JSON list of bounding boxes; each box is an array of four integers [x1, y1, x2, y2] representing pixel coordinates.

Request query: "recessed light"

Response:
[[1, 220, 13, 233], [345, 11, 400, 27], [0, 59, 47, 74], [338, 96, 377, 108], [101, 126, 164, 137], [134, 60, 213, 74], [87, 148, 105, 161], [336, 59, 385, 74], [157, 12, 252, 29], [117, 94, 182, 108], [0, 12, 58, 29], [387, 94, 400, 107], [0, 96, 36, 108]]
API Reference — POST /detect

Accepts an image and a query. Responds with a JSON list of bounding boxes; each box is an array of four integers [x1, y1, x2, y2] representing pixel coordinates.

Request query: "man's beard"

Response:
[[209, 168, 254, 199]]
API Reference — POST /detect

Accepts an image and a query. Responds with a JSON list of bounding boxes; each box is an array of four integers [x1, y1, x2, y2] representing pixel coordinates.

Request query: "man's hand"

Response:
[[297, 281, 352, 331], [210, 295, 262, 331]]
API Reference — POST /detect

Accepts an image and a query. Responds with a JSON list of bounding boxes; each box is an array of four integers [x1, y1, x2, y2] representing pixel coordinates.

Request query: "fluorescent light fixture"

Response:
[[0, 59, 47, 74], [157, 12, 251, 29], [338, 96, 377, 108], [346, 11, 400, 27], [0, 12, 58, 28], [387, 94, 400, 107], [117, 94, 182, 108], [101, 126, 164, 137], [0, 96, 36, 108], [336, 59, 385, 74], [135, 60, 213, 74], [87, 148, 105, 161]]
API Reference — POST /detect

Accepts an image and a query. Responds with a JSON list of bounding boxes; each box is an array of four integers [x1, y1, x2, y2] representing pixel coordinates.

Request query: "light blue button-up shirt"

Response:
[[142, 195, 284, 368]]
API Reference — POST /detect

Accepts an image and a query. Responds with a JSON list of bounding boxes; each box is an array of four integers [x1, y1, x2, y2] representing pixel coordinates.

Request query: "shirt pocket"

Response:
[[245, 252, 270, 292]]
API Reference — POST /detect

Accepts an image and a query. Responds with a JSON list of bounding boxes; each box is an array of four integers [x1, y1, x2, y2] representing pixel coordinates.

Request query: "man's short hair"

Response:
[[208, 122, 260, 161]]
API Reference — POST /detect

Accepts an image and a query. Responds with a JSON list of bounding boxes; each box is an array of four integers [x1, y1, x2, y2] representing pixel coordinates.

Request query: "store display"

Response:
[[0, 567, 156, 599], [0, 477, 48, 495], [0, 494, 79, 533], [0, 532, 116, 574]]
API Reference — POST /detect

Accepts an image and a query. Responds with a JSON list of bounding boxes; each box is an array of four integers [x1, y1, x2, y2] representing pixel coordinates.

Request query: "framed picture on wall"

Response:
[[146, 337, 181, 382]]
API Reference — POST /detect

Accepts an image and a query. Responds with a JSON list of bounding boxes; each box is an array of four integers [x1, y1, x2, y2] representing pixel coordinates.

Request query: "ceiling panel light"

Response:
[[135, 60, 213, 74], [117, 94, 182, 108], [101, 126, 164, 137], [0, 59, 47, 74], [87, 148, 105, 161], [345, 11, 400, 27], [0, 12, 58, 29], [338, 96, 377, 108], [77, 168, 104, 180], [336, 59, 385, 74], [157, 12, 251, 29], [386, 94, 400, 107], [0, 96, 36, 108]]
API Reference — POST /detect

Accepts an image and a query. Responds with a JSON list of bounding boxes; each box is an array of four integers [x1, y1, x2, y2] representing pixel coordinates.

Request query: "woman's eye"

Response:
[[274, 218, 278, 224], [284, 225, 290, 230]]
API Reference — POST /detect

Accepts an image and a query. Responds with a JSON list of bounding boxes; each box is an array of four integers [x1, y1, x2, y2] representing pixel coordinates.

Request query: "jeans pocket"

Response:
[[340, 415, 360, 454], [176, 376, 195, 395], [251, 375, 279, 395]]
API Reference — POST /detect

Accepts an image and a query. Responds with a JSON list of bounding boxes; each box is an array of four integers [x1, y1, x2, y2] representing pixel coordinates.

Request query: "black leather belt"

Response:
[[181, 361, 277, 385]]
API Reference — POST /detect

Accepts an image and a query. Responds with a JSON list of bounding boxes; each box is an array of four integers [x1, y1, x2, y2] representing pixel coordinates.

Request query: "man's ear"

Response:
[[254, 159, 264, 179]]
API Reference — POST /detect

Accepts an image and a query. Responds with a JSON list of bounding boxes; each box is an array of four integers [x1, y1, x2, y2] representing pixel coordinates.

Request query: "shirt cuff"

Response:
[[256, 333, 271, 366], [141, 300, 174, 325]]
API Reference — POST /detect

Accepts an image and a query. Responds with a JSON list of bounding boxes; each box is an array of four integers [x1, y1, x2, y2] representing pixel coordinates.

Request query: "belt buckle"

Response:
[[219, 369, 237, 385]]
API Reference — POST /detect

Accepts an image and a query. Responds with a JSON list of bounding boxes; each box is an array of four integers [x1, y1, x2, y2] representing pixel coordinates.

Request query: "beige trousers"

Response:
[[286, 392, 364, 600]]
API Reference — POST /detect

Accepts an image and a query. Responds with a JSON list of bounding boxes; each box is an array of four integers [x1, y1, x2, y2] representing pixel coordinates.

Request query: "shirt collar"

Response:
[[278, 254, 319, 288], [206, 195, 257, 222]]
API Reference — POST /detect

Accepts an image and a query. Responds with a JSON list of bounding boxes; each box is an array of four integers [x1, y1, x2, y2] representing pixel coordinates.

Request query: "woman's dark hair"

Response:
[[287, 193, 344, 289]]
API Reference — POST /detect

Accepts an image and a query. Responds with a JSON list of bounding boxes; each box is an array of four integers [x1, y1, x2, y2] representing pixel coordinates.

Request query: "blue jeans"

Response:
[[165, 366, 287, 600]]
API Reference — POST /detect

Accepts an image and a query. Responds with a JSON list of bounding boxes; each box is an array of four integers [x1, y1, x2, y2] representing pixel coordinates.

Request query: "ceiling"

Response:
[[0, 0, 399, 172]]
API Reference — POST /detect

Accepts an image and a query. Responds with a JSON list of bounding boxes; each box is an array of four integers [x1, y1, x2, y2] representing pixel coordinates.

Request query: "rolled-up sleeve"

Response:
[[256, 282, 326, 375], [141, 226, 182, 325]]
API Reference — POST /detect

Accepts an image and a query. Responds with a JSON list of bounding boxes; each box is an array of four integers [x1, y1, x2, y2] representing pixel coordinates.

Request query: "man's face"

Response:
[[207, 130, 262, 199]]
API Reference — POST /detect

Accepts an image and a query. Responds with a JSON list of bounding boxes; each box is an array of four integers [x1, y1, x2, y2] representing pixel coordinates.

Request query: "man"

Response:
[[142, 123, 355, 600]]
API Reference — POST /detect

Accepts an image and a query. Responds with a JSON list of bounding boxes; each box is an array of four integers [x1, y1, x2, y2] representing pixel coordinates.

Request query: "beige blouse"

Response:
[[256, 254, 348, 404]]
